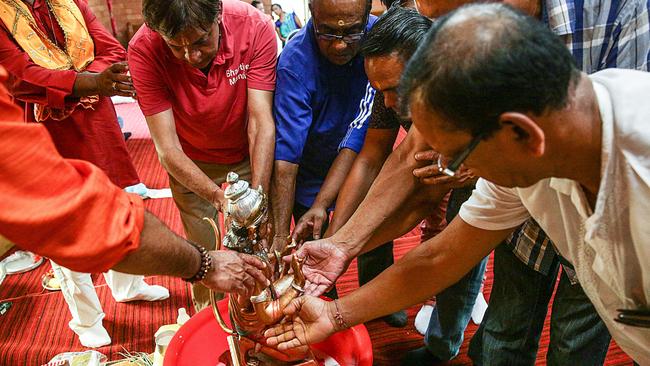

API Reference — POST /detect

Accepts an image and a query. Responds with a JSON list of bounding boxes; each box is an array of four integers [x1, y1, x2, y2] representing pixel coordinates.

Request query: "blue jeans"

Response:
[[468, 243, 611, 366], [423, 256, 488, 360], [420, 186, 487, 360]]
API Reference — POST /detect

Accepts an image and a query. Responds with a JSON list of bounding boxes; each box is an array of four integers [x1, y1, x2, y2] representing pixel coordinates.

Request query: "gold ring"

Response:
[[112, 81, 117, 91]]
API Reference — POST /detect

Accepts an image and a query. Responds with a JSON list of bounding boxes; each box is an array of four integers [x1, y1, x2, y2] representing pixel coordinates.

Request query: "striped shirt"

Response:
[[507, 0, 650, 278]]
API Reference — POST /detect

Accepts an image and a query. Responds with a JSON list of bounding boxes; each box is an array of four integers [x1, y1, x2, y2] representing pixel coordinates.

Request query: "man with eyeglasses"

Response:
[[263, 5, 650, 364], [271, 0, 419, 326], [127, 0, 277, 312]]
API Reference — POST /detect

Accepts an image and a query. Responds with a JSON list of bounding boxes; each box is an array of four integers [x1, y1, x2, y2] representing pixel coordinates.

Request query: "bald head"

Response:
[[309, 0, 371, 65], [401, 3, 579, 137], [310, 0, 370, 20]]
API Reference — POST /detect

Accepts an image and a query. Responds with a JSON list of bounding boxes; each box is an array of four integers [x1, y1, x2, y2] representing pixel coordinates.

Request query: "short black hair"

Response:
[[251, 1, 262, 8], [361, 5, 432, 61], [272, 3, 282, 9], [143, 0, 222, 39], [400, 3, 580, 137]]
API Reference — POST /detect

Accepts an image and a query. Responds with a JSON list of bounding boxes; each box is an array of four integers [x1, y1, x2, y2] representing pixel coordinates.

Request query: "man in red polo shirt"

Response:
[[128, 0, 277, 311]]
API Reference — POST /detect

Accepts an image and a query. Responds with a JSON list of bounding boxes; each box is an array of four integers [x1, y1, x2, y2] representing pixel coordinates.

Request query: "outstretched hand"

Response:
[[264, 296, 337, 350], [202, 250, 269, 296], [288, 238, 351, 296]]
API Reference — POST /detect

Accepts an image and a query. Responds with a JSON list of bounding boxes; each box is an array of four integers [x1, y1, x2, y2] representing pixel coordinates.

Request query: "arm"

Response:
[[266, 218, 516, 348], [275, 26, 286, 43], [326, 128, 398, 235], [246, 17, 278, 192], [270, 62, 313, 244], [271, 160, 299, 240], [294, 14, 303, 28], [0, 121, 267, 293], [293, 148, 358, 241], [146, 109, 226, 209], [247, 89, 275, 192], [331, 127, 435, 255]]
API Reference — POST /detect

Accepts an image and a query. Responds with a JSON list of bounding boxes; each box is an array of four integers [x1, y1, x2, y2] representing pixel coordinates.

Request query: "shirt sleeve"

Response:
[[368, 90, 401, 130], [0, 25, 76, 108], [459, 178, 531, 231], [0, 122, 145, 273], [274, 68, 311, 163], [128, 33, 173, 117], [338, 82, 375, 152], [247, 18, 277, 91]]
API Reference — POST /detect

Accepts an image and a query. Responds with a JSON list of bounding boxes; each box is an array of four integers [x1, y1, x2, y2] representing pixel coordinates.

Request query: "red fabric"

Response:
[[0, 0, 140, 188], [0, 121, 144, 274], [127, 0, 277, 164]]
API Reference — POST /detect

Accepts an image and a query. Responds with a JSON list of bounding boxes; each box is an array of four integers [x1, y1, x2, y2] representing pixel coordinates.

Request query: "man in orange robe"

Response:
[[0, 0, 166, 347]]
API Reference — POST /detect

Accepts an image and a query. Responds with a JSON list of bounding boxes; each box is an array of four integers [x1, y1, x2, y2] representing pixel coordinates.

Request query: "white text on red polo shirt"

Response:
[[226, 63, 250, 85]]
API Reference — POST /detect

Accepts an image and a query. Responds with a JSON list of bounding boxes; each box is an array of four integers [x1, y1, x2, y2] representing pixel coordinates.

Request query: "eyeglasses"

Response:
[[437, 133, 484, 177], [312, 22, 366, 44]]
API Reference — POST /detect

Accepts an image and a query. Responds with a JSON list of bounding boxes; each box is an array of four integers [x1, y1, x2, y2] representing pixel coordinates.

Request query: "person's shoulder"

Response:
[[277, 28, 315, 71], [222, 0, 273, 27], [128, 24, 161, 54]]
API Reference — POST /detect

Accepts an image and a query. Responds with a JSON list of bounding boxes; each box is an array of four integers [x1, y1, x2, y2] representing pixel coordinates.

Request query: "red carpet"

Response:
[[0, 103, 633, 365]]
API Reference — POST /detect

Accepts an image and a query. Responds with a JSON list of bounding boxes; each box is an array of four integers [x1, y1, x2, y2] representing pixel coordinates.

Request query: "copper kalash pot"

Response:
[[203, 172, 317, 366]]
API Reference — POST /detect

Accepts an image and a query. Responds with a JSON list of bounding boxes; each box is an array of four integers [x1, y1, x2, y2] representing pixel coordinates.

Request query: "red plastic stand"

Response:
[[164, 298, 373, 366]]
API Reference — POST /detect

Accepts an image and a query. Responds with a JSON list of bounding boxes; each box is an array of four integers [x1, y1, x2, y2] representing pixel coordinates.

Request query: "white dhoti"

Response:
[[51, 261, 170, 348]]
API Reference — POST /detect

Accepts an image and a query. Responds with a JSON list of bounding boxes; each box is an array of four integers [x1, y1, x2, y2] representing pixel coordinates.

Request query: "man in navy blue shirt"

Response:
[[272, 0, 411, 326]]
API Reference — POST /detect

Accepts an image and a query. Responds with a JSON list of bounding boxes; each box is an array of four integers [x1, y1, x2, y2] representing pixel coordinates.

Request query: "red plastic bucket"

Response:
[[164, 297, 373, 366]]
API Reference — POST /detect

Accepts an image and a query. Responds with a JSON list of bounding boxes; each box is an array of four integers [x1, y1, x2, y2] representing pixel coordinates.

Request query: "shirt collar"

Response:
[[213, 20, 234, 65]]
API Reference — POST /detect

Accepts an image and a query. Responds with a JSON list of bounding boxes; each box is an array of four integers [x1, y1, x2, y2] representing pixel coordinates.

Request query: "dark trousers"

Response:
[[468, 243, 611, 366], [293, 202, 338, 299]]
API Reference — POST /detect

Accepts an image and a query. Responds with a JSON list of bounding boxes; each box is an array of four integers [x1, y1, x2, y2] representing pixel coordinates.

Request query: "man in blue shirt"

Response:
[[272, 0, 413, 326]]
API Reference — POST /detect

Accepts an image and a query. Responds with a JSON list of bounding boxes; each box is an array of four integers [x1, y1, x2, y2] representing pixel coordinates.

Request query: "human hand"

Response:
[[291, 206, 328, 242], [95, 61, 136, 97], [264, 296, 338, 350], [288, 238, 350, 296], [413, 149, 477, 188], [201, 250, 270, 296]]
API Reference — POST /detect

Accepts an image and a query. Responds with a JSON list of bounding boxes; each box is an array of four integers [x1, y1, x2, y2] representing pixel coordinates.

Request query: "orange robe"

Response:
[[0, 68, 144, 273]]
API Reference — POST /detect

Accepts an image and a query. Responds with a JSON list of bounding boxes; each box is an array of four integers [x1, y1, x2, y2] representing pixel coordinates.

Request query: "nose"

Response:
[[185, 48, 202, 64], [332, 39, 348, 53]]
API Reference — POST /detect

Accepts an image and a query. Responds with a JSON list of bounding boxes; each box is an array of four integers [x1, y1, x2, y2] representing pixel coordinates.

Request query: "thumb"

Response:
[[283, 297, 304, 316]]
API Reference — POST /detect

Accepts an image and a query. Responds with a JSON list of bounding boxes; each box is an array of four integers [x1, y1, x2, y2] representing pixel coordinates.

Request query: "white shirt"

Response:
[[459, 69, 650, 363]]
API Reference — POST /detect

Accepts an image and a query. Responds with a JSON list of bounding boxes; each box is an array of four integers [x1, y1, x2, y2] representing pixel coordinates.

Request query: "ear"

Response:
[[498, 112, 545, 157]]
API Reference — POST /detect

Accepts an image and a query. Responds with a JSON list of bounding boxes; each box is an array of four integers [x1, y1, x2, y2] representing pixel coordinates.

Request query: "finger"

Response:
[[109, 61, 129, 73], [264, 322, 294, 338], [111, 73, 132, 84], [241, 253, 267, 270], [413, 165, 441, 178], [420, 175, 455, 185], [312, 218, 323, 240], [246, 267, 270, 287], [291, 220, 312, 242], [278, 338, 304, 351], [283, 297, 304, 316], [414, 149, 437, 161], [311, 283, 329, 297]]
